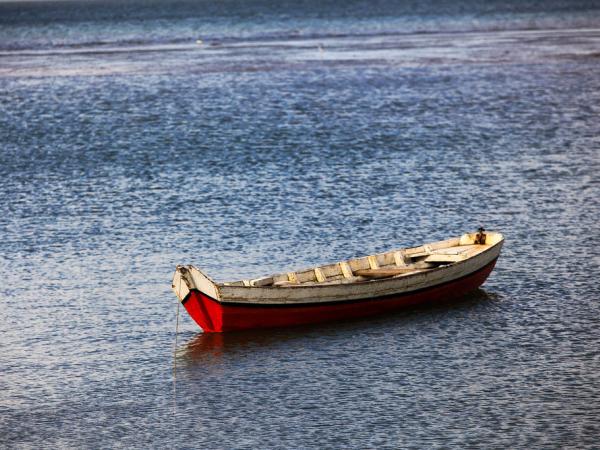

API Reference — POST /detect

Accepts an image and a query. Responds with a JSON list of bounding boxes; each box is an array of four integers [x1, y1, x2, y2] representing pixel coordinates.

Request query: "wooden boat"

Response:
[[172, 229, 503, 332]]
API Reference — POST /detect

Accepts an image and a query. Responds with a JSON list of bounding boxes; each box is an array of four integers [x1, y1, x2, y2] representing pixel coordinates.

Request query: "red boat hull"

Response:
[[182, 258, 498, 332]]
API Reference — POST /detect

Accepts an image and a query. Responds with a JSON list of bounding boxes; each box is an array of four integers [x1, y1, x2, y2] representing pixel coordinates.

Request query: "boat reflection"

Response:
[[179, 327, 305, 366]]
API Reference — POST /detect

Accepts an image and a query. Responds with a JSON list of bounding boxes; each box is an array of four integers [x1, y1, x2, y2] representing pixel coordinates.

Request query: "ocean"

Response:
[[1, 0, 600, 447]]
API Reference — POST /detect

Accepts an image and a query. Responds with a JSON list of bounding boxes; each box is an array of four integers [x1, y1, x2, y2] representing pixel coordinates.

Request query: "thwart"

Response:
[[172, 229, 504, 332]]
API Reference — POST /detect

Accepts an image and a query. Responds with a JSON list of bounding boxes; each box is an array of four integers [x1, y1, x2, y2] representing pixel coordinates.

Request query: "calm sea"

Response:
[[1, 0, 600, 447]]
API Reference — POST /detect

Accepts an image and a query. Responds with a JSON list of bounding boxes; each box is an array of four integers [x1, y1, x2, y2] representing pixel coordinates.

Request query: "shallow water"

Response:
[[1, 0, 600, 448]]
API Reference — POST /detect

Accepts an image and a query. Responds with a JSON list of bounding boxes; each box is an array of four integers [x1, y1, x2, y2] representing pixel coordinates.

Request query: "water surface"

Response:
[[1, 0, 600, 447]]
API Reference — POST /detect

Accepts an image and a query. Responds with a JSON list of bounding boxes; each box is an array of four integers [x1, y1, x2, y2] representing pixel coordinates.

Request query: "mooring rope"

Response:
[[173, 274, 182, 375], [172, 275, 182, 416]]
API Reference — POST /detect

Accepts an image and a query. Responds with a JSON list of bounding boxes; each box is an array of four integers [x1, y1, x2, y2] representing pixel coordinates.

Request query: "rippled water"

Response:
[[1, 0, 600, 447]]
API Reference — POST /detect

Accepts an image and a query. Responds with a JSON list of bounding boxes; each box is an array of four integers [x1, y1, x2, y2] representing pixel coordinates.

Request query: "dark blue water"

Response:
[[1, 0, 600, 447]]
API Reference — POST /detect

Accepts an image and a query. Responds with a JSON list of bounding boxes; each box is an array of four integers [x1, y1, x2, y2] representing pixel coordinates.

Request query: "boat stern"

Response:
[[459, 229, 504, 247]]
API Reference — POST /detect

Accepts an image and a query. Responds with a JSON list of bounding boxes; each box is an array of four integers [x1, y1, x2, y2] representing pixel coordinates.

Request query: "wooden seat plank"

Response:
[[354, 267, 418, 279], [424, 254, 465, 263]]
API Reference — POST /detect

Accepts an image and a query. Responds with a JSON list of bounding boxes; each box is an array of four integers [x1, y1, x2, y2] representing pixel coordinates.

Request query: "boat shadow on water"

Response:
[[177, 288, 503, 367]]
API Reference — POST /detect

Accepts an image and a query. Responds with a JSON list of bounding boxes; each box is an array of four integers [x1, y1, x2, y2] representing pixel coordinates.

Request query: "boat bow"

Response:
[[172, 265, 220, 302]]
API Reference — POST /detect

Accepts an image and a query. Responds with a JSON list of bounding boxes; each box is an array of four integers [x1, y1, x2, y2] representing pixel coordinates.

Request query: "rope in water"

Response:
[[172, 275, 182, 415], [173, 274, 181, 375]]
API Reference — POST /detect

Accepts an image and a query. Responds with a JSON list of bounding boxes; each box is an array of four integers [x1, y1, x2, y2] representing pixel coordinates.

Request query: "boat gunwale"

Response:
[[218, 233, 504, 292]]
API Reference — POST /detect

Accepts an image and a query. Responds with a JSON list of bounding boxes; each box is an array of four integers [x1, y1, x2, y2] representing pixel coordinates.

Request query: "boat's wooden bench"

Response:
[[225, 243, 489, 287], [354, 267, 424, 279]]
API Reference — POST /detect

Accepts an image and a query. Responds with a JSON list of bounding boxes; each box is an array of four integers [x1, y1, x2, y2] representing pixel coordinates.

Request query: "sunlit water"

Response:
[[1, 0, 599, 447]]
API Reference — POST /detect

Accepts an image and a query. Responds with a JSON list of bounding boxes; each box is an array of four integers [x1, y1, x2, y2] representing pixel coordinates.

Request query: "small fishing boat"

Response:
[[172, 229, 503, 332]]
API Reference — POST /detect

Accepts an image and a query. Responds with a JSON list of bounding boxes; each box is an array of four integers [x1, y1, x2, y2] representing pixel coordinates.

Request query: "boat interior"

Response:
[[221, 230, 502, 288]]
